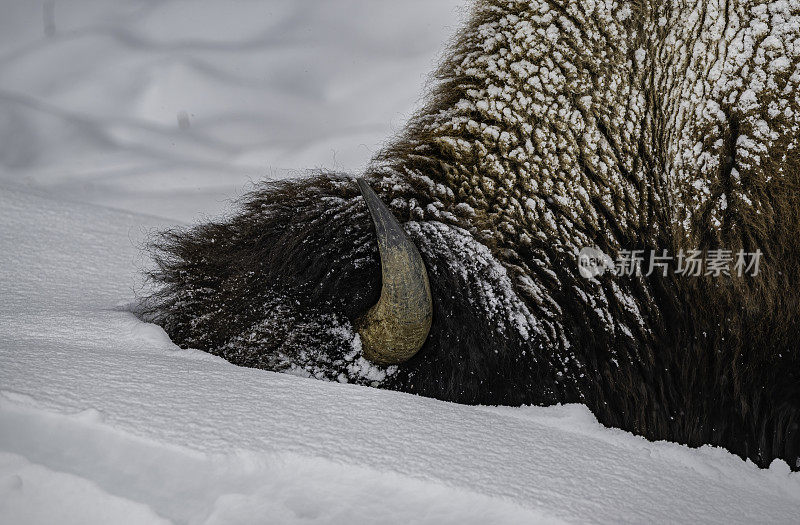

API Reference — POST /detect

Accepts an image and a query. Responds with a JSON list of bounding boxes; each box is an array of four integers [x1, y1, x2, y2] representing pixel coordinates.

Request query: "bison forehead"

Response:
[[658, 0, 800, 243], [394, 0, 645, 253], [376, 0, 800, 254]]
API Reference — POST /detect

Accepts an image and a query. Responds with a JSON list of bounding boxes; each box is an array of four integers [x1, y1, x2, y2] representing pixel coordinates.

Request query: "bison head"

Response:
[[144, 0, 800, 470]]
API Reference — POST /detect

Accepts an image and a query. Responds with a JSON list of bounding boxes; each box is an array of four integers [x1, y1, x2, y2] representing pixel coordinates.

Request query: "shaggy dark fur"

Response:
[[144, 0, 800, 470]]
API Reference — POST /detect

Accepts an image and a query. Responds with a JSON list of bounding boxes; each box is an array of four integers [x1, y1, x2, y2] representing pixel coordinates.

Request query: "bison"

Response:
[[144, 0, 800, 470]]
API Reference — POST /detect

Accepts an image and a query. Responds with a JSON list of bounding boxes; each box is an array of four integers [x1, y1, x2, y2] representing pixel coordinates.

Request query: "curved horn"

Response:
[[355, 178, 432, 365]]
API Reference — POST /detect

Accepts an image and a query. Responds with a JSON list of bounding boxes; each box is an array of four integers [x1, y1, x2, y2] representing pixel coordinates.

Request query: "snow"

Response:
[[2, 185, 799, 524], [1, 1, 800, 523], [0, 0, 466, 222]]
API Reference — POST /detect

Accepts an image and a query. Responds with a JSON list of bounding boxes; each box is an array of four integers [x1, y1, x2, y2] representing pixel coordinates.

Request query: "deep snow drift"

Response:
[[1, 1, 799, 523], [1, 183, 799, 523]]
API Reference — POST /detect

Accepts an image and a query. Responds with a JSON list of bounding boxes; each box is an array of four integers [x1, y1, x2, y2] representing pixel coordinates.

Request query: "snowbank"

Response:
[[1, 184, 798, 524]]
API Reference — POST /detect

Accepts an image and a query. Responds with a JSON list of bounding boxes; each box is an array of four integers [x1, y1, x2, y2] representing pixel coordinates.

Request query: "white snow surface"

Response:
[[0, 0, 465, 221], [1, 2, 800, 524], [2, 186, 800, 524]]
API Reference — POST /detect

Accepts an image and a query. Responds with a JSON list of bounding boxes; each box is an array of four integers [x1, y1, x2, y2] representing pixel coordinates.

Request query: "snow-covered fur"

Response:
[[145, 0, 800, 470]]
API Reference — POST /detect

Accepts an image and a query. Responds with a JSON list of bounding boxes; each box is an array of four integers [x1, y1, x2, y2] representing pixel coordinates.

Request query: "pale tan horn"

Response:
[[355, 178, 432, 365]]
